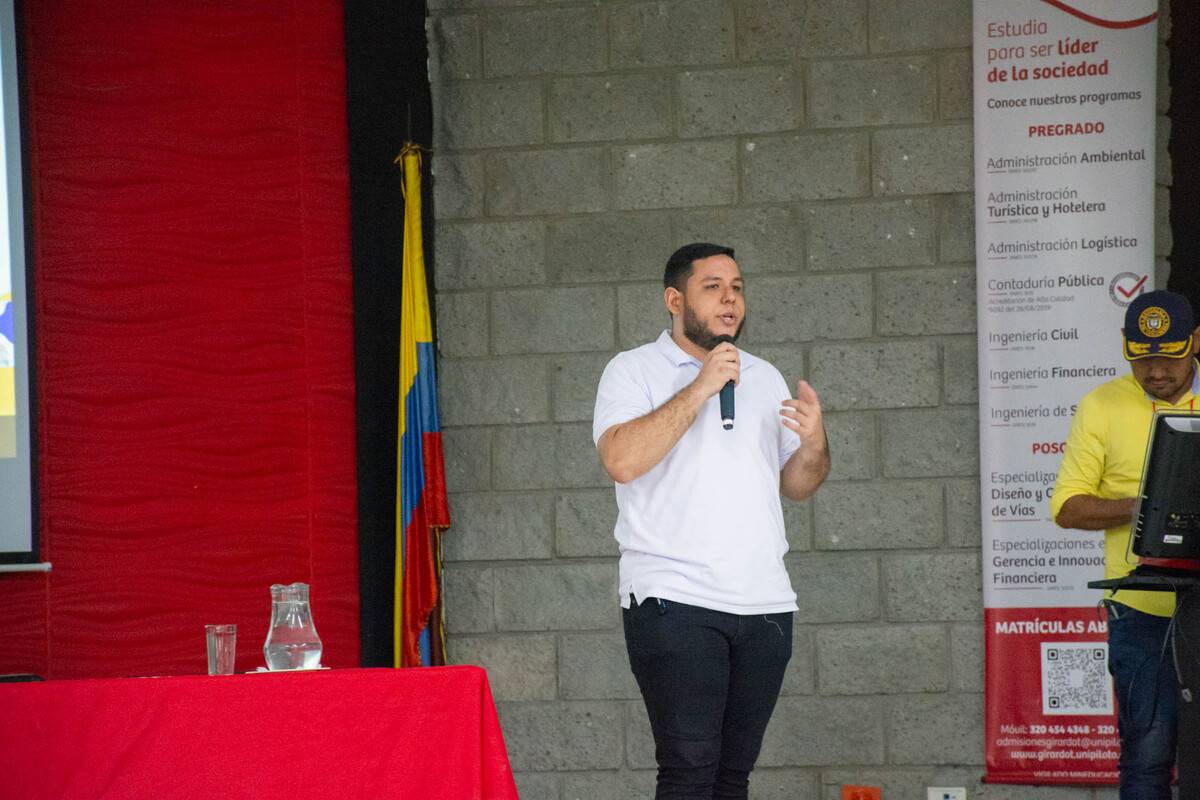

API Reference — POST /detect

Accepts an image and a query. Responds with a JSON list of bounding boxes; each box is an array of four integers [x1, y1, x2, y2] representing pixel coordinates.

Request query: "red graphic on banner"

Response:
[[1039, 0, 1157, 30], [985, 608, 1118, 785], [841, 787, 881, 800]]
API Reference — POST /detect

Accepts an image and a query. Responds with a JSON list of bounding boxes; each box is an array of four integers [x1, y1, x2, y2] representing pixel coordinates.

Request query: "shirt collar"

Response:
[[654, 329, 758, 370]]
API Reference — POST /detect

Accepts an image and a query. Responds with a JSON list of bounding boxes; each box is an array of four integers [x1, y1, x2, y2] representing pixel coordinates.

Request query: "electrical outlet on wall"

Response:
[[926, 788, 967, 800]]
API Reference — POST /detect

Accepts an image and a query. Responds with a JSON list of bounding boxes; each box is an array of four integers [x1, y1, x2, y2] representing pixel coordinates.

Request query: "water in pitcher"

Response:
[[265, 640, 322, 670]]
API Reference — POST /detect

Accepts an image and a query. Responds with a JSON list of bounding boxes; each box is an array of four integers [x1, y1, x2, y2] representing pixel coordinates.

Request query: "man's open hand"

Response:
[[780, 379, 826, 448]]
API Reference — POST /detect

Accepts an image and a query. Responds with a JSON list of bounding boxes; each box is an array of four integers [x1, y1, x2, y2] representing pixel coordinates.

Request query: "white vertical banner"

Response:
[[972, 0, 1159, 785]]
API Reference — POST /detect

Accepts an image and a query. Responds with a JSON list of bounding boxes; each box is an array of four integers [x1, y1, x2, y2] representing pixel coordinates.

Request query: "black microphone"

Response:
[[713, 335, 736, 430], [719, 380, 734, 430]]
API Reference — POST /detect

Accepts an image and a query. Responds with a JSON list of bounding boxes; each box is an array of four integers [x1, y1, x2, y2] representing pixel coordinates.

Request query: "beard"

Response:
[[682, 302, 745, 351], [1133, 353, 1196, 402], [1140, 370, 1192, 401]]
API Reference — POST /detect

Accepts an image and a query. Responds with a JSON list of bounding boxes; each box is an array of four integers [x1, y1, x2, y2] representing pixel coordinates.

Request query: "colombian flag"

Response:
[[395, 143, 451, 667]]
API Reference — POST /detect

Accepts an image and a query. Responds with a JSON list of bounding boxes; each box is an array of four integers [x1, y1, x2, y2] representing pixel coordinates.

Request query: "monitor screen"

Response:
[[1132, 413, 1200, 560], [0, 0, 35, 563]]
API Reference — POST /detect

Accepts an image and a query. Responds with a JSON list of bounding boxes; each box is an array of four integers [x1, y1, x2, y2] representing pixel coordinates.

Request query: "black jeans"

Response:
[[623, 596, 793, 800]]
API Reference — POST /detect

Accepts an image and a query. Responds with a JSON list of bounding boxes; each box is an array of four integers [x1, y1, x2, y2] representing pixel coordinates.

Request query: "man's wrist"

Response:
[[679, 380, 711, 410]]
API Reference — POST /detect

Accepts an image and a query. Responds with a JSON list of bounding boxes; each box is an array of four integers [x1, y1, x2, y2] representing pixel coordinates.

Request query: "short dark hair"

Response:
[[663, 242, 735, 290]]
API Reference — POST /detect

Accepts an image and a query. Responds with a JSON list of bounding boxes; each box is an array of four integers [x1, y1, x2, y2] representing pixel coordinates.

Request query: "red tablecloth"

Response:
[[0, 666, 517, 800]]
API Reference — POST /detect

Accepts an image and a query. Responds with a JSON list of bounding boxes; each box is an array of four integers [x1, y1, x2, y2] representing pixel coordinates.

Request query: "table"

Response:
[[0, 665, 518, 799], [1090, 571, 1200, 800]]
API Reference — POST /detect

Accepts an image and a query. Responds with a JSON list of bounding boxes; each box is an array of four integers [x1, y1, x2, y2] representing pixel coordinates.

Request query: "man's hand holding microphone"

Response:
[[691, 336, 739, 430]]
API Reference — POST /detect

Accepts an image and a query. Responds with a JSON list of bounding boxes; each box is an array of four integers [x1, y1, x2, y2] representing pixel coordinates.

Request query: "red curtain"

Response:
[[0, 0, 358, 678]]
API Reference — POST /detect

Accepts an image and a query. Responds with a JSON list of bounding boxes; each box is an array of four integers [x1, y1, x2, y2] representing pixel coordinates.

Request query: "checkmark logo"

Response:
[[1109, 272, 1149, 307], [1117, 274, 1148, 298]]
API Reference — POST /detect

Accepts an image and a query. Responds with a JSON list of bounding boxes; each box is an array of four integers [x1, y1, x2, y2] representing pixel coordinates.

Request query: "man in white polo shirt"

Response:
[[593, 243, 831, 799]]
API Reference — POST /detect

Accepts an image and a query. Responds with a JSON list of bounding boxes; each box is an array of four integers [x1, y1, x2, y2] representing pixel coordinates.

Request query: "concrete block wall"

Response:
[[426, 1, 1172, 797]]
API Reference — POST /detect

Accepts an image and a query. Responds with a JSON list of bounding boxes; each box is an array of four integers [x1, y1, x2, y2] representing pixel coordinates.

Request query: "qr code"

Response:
[[1040, 642, 1113, 716]]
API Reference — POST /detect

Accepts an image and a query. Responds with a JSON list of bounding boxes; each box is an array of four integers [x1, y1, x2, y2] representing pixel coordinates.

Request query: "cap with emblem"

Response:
[[1123, 289, 1196, 360]]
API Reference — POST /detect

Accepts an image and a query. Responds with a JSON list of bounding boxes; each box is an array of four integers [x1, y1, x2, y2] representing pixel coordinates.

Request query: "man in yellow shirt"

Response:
[[1052, 289, 1199, 800]]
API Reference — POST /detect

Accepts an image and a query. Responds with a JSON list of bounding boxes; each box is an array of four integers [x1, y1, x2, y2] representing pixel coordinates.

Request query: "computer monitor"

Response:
[[1132, 412, 1200, 561]]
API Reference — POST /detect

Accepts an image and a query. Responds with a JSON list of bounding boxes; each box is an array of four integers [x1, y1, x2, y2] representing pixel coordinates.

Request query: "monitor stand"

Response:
[[1131, 556, 1200, 575], [1088, 572, 1200, 799]]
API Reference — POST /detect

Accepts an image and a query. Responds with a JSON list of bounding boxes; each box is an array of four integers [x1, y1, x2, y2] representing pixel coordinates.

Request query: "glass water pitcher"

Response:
[[263, 582, 323, 670]]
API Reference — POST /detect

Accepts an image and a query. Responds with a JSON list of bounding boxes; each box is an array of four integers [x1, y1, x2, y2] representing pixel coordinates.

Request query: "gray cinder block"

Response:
[[679, 66, 802, 137], [436, 220, 545, 291], [881, 407, 979, 477], [757, 696, 886, 766], [494, 562, 618, 631], [486, 148, 608, 217], [869, 0, 972, 53], [807, 199, 934, 271], [887, 693, 985, 765], [808, 57, 935, 128], [555, 490, 620, 559], [611, 0, 736, 68], [443, 491, 555, 561], [483, 8, 606, 78], [550, 76, 675, 144], [743, 132, 870, 202], [789, 555, 880, 623], [448, 633, 557, 700], [435, 291, 489, 358], [443, 565, 496, 633], [613, 141, 738, 211], [549, 215, 674, 285], [748, 274, 873, 344], [816, 624, 949, 694], [883, 552, 982, 622], [492, 287, 615, 355], [814, 480, 944, 550], [872, 125, 973, 196], [810, 340, 939, 410], [493, 423, 614, 490], [439, 356, 551, 426], [877, 267, 976, 336], [559, 632, 641, 700], [434, 79, 543, 150], [498, 700, 625, 770]]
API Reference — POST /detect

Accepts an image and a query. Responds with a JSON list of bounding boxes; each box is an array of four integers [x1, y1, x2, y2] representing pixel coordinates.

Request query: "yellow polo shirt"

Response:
[[1050, 362, 1200, 617]]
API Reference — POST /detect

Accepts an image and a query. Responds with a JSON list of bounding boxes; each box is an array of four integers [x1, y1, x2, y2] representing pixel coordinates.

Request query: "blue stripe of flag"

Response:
[[399, 341, 441, 533]]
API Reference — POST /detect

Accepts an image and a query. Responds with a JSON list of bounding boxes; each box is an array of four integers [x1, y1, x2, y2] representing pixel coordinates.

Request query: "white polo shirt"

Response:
[[593, 330, 801, 614]]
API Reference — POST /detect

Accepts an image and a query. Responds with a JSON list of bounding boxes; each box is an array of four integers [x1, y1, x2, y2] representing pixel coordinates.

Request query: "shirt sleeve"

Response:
[[774, 368, 801, 470], [1049, 391, 1107, 521], [592, 353, 653, 445]]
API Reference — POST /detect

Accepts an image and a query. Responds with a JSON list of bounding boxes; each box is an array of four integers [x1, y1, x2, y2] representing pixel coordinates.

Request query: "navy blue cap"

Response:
[[1123, 290, 1196, 360]]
